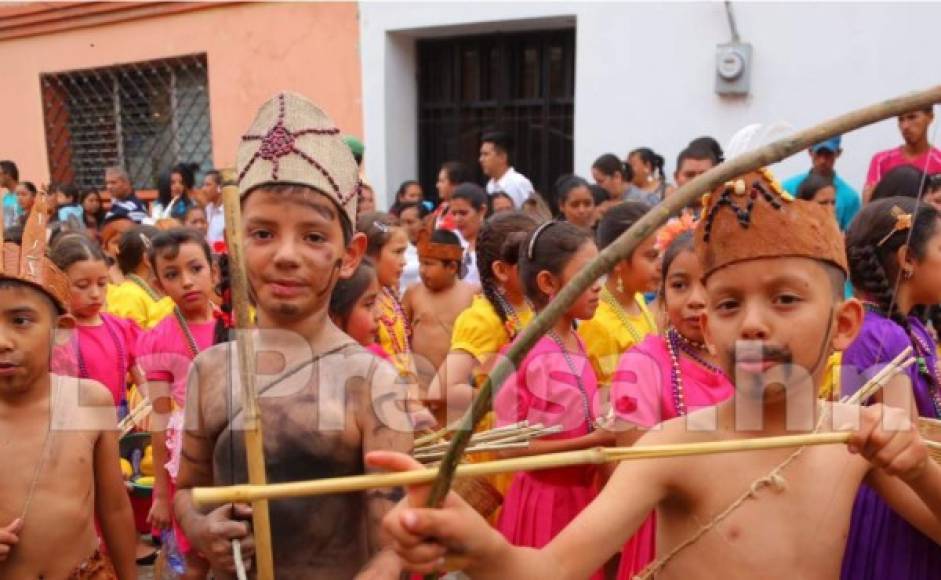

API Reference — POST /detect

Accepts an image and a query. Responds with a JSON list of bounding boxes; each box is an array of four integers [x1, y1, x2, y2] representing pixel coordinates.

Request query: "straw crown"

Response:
[[237, 92, 360, 224]]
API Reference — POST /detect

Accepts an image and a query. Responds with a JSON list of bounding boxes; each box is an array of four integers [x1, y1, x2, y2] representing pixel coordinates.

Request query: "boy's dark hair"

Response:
[[628, 147, 666, 180], [0, 279, 59, 316], [245, 183, 353, 244], [519, 221, 593, 308], [796, 174, 835, 202], [148, 227, 213, 274], [596, 201, 652, 251], [390, 201, 429, 219], [53, 183, 80, 204], [481, 131, 513, 157], [440, 161, 470, 185], [871, 165, 928, 202], [490, 191, 515, 210], [357, 211, 399, 258], [591, 153, 633, 182], [452, 183, 488, 211], [675, 146, 716, 173], [687, 136, 724, 164], [0, 160, 19, 182], [117, 225, 160, 275], [50, 232, 106, 272], [476, 211, 539, 325], [20, 181, 37, 195], [329, 260, 377, 328], [846, 196, 941, 331], [204, 169, 221, 185]]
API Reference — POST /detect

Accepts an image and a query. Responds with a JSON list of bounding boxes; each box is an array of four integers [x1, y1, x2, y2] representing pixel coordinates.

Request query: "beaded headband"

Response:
[[237, 92, 360, 225], [526, 221, 557, 260], [695, 168, 848, 278], [0, 193, 70, 312], [876, 207, 913, 247], [417, 229, 464, 262]]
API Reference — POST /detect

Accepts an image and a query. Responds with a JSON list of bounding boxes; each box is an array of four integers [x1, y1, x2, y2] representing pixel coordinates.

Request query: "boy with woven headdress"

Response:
[[0, 194, 136, 578], [402, 228, 476, 412], [173, 93, 414, 578], [375, 169, 941, 579]]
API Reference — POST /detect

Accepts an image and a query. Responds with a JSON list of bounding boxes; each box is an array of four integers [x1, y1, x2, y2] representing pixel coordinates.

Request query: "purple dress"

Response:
[[840, 311, 941, 579]]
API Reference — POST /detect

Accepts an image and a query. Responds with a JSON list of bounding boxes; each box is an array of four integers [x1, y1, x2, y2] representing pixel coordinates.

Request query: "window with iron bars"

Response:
[[41, 53, 212, 193]]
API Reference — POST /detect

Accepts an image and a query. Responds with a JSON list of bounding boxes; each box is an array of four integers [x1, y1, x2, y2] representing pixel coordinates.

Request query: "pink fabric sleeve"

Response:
[[611, 348, 667, 429], [865, 152, 883, 188], [136, 325, 173, 384], [493, 353, 532, 427]]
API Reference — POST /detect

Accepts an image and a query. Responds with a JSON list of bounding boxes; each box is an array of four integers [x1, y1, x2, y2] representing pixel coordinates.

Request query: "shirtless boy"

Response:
[[375, 170, 941, 579], [0, 199, 136, 579], [173, 93, 414, 579], [403, 229, 476, 406]]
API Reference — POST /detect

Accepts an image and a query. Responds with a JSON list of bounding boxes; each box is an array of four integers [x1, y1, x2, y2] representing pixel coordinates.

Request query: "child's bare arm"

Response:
[[147, 379, 173, 530], [377, 427, 672, 578], [855, 404, 941, 543], [89, 383, 137, 579], [427, 350, 477, 417]]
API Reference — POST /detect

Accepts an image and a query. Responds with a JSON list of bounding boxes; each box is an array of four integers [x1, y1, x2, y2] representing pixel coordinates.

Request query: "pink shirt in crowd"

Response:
[[865, 146, 941, 188], [52, 313, 141, 407], [136, 315, 215, 406]]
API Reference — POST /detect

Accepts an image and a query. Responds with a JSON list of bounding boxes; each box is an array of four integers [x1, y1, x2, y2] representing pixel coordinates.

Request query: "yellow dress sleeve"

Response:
[[450, 295, 507, 363], [147, 296, 176, 329], [106, 283, 149, 329], [578, 303, 622, 387]]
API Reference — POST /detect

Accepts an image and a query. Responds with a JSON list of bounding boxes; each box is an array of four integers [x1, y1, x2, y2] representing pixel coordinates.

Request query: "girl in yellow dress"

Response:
[[428, 210, 541, 510], [578, 202, 660, 390], [105, 224, 175, 330]]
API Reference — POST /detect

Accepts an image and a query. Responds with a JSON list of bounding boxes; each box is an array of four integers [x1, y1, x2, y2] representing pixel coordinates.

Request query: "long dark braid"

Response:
[[213, 251, 233, 345], [475, 211, 539, 324], [846, 196, 941, 334]]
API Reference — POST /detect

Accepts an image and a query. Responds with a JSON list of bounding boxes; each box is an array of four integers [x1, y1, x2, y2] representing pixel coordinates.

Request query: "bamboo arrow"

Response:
[[221, 169, 275, 580], [421, 84, 941, 520]]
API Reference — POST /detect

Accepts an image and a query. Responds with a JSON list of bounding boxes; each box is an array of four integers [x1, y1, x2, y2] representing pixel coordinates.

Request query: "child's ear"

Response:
[[340, 232, 367, 279], [535, 270, 558, 299], [896, 244, 916, 279], [831, 297, 864, 351], [492, 260, 509, 284]]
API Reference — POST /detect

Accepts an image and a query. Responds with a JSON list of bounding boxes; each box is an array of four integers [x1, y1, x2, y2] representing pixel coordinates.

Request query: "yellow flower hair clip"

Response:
[[876, 207, 913, 247]]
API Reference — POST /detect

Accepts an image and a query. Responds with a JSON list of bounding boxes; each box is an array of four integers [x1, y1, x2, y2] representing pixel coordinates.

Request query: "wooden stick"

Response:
[[220, 169, 275, 580], [192, 432, 851, 505], [415, 420, 529, 449], [842, 347, 914, 404], [422, 85, 941, 522]]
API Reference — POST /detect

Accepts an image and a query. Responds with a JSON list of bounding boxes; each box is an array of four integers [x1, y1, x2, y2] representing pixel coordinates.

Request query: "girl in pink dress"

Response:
[[50, 233, 142, 408], [611, 216, 735, 579], [493, 222, 614, 579], [136, 228, 218, 576]]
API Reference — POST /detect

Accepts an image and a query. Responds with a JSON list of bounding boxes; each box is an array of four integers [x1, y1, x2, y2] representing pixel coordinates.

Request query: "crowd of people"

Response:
[[0, 91, 939, 580]]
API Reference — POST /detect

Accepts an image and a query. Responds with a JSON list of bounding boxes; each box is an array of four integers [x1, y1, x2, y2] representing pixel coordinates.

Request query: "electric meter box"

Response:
[[715, 42, 752, 96]]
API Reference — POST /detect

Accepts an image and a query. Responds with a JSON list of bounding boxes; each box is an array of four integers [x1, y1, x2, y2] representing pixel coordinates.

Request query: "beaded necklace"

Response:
[[174, 307, 202, 359], [127, 273, 161, 301], [665, 327, 725, 417], [863, 302, 941, 416], [493, 291, 531, 339], [379, 286, 411, 354], [601, 287, 654, 344], [75, 315, 126, 382], [545, 329, 594, 431]]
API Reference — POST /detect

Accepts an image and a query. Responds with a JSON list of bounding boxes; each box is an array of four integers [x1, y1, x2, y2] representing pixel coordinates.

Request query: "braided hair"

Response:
[[845, 196, 941, 331], [475, 211, 539, 325]]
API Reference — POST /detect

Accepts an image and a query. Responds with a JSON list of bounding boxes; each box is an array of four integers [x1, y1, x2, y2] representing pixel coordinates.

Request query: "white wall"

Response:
[[359, 1, 941, 207]]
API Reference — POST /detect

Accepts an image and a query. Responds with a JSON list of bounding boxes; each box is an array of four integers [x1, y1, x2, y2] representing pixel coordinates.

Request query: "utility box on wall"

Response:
[[715, 42, 752, 96]]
